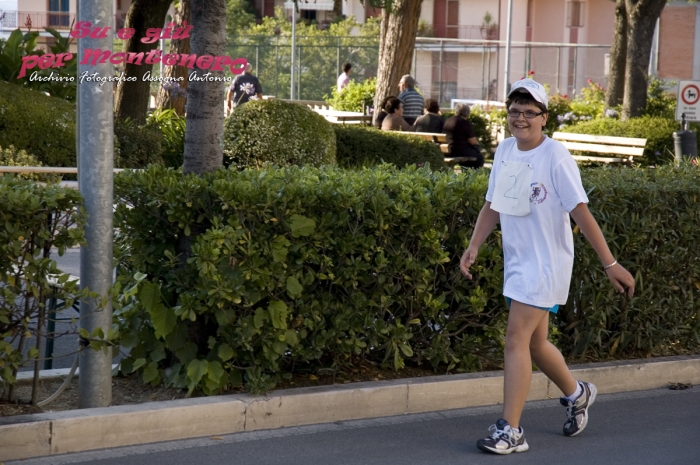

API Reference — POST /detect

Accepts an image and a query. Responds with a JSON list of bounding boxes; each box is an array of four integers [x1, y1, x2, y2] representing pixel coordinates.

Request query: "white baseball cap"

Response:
[[507, 79, 549, 108]]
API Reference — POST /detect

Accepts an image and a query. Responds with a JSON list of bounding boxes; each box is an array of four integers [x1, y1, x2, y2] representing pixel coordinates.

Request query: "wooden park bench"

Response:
[[309, 105, 372, 125], [552, 132, 647, 165]]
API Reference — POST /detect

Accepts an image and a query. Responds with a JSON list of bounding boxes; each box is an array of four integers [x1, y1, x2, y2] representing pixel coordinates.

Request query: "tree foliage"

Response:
[[227, 10, 380, 101]]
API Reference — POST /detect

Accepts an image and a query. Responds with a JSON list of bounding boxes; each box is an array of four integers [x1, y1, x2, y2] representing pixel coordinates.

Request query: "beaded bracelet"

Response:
[[604, 260, 618, 270]]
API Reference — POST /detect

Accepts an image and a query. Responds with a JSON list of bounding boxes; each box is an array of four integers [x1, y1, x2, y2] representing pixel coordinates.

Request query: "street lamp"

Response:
[[283, 0, 334, 100]]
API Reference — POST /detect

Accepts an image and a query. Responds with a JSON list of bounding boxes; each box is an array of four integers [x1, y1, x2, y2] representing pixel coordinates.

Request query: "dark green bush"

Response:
[[114, 118, 164, 169], [561, 163, 700, 358], [114, 164, 500, 394], [0, 80, 76, 167], [0, 176, 87, 396], [334, 126, 446, 170], [113, 163, 700, 395], [146, 109, 186, 168], [0, 80, 174, 169], [561, 116, 679, 165], [223, 99, 337, 168]]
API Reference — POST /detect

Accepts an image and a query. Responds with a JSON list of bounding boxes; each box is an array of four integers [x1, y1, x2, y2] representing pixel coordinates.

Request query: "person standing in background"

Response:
[[398, 75, 424, 126], [226, 63, 263, 115], [337, 63, 352, 92]]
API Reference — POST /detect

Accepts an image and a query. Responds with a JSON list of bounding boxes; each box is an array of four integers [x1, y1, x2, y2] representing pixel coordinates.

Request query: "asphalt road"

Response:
[[9, 385, 700, 465]]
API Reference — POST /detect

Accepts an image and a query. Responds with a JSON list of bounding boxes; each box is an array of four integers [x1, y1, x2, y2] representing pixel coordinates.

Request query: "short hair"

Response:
[[400, 75, 416, 88], [455, 103, 471, 118], [385, 97, 403, 114], [506, 92, 548, 113], [343, 62, 352, 73], [424, 98, 440, 114], [245, 63, 253, 73], [381, 95, 396, 111]]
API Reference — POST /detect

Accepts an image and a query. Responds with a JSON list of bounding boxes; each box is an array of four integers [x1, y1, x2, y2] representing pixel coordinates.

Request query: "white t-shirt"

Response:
[[337, 73, 350, 92], [485, 136, 589, 307]]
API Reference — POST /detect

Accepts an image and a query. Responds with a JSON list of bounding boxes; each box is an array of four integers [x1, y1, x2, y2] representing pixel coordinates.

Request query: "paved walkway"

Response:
[[10, 385, 699, 465]]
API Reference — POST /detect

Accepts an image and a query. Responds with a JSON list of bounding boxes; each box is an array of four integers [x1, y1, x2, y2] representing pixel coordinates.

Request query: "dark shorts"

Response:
[[506, 297, 559, 314]]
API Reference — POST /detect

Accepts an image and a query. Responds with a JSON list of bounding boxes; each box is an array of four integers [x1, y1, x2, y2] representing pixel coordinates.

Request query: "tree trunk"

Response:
[[604, 0, 626, 111], [114, 0, 173, 125], [155, 0, 190, 115], [621, 0, 666, 120], [182, 0, 226, 174], [372, 0, 423, 126]]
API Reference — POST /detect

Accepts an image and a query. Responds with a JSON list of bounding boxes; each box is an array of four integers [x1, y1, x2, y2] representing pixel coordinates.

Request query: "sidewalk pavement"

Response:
[[1, 354, 699, 462]]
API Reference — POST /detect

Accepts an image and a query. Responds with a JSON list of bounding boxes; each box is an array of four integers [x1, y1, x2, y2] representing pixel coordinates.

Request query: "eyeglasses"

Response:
[[507, 109, 546, 119]]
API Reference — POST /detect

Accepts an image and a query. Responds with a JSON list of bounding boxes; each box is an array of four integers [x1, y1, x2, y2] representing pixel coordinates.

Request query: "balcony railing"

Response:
[[0, 11, 127, 31], [432, 25, 500, 41]]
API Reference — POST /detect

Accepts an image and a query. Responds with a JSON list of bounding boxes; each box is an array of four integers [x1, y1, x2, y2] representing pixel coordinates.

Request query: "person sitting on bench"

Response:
[[444, 103, 483, 168]]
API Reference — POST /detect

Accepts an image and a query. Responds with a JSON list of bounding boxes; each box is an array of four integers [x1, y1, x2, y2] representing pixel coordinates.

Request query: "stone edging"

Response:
[[2, 354, 699, 462]]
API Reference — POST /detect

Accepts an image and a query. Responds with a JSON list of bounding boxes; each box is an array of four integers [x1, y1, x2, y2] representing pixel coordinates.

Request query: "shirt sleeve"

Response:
[[552, 154, 589, 212], [255, 77, 263, 94]]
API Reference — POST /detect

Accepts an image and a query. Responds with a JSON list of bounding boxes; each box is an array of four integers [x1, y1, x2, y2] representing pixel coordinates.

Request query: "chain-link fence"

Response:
[[228, 35, 379, 102], [227, 35, 610, 106]]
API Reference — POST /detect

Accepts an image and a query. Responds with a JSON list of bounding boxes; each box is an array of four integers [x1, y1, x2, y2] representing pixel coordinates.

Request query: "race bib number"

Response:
[[490, 161, 533, 216]]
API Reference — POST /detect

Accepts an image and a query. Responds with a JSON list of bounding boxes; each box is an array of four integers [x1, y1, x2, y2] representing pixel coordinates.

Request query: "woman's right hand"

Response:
[[459, 246, 479, 279]]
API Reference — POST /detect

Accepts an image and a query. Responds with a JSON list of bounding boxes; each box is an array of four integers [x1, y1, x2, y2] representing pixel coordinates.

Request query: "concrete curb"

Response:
[[2, 354, 699, 461]]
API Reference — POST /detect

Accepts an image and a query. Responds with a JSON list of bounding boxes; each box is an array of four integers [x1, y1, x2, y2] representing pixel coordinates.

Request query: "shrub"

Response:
[[0, 176, 89, 399], [469, 108, 498, 155], [569, 80, 605, 120], [113, 163, 700, 394], [0, 80, 76, 167], [561, 116, 679, 165], [560, 163, 700, 359], [114, 118, 164, 169], [645, 77, 677, 120], [325, 77, 376, 112], [0, 145, 60, 182], [113, 164, 500, 394], [333, 126, 446, 170], [0, 81, 177, 169], [546, 94, 573, 133], [223, 100, 336, 168], [146, 109, 186, 168]]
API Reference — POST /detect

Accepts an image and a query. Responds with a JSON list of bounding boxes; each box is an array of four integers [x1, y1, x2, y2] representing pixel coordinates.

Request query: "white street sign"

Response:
[[676, 80, 700, 121]]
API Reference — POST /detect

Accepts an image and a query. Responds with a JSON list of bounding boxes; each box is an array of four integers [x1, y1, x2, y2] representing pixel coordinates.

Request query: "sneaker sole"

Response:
[[566, 383, 597, 437], [477, 440, 530, 455]]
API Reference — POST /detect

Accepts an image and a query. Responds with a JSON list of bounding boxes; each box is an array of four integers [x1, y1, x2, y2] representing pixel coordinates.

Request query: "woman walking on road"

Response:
[[459, 79, 635, 455]]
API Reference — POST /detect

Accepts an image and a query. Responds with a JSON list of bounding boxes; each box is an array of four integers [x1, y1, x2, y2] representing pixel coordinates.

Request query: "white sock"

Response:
[[566, 381, 583, 402]]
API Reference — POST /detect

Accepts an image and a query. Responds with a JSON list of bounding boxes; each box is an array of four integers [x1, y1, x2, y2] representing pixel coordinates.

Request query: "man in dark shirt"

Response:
[[226, 64, 263, 114], [443, 103, 483, 168]]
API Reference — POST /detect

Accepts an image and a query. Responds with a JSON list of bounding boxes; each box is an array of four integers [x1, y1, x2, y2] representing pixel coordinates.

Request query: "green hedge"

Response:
[[0, 80, 169, 169], [334, 126, 447, 170], [0, 175, 87, 394], [560, 116, 680, 166], [114, 118, 164, 169], [223, 99, 337, 168], [0, 80, 76, 167], [113, 163, 700, 395]]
